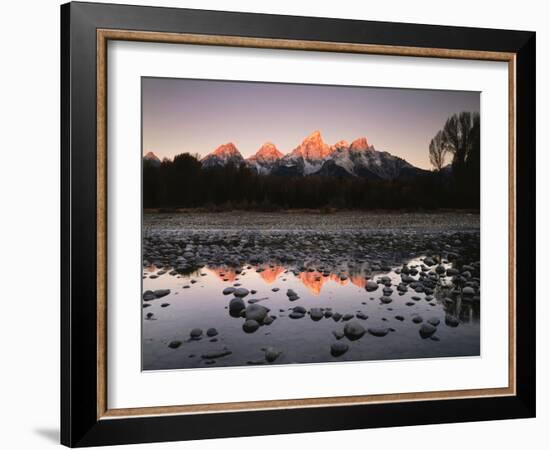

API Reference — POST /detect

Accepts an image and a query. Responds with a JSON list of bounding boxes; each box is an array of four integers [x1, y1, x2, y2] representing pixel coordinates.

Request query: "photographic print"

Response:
[[141, 77, 481, 370]]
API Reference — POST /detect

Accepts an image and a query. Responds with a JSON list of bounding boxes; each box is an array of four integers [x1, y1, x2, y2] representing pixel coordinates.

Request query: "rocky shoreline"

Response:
[[142, 212, 480, 369]]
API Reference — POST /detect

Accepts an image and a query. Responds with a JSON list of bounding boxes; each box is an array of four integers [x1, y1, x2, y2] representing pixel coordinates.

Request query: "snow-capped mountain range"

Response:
[[144, 131, 428, 180]]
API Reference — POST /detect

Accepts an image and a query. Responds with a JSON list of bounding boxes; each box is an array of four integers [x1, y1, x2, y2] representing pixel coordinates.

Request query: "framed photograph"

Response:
[[61, 1, 536, 447]]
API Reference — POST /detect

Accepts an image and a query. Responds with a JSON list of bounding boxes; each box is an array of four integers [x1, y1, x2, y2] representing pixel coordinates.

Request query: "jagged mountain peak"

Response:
[[248, 142, 283, 162], [208, 142, 240, 158], [201, 142, 244, 168], [349, 137, 371, 152], [289, 130, 332, 160], [144, 151, 160, 160]]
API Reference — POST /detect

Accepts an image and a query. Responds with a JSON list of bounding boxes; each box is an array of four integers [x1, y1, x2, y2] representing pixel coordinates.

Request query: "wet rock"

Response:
[[310, 308, 324, 321], [380, 296, 392, 304], [161, 303, 170, 307], [344, 321, 366, 340], [366, 281, 378, 292], [245, 304, 269, 322], [229, 297, 246, 314], [233, 287, 250, 298], [445, 315, 460, 327], [462, 286, 475, 296], [356, 312, 368, 320], [243, 319, 260, 333], [424, 257, 436, 266], [368, 327, 390, 337], [272, 287, 280, 292], [263, 315, 275, 325], [331, 341, 349, 357], [383, 287, 394, 296], [427, 317, 440, 327], [206, 328, 218, 337], [412, 315, 423, 324], [146, 312, 154, 319], [265, 347, 281, 362], [394, 315, 404, 321], [223, 287, 236, 295], [190, 328, 203, 340], [143, 290, 156, 301], [168, 340, 182, 349], [332, 330, 345, 340], [342, 313, 354, 321], [293, 306, 307, 314], [201, 349, 232, 359], [289, 311, 305, 319], [419, 323, 437, 338]]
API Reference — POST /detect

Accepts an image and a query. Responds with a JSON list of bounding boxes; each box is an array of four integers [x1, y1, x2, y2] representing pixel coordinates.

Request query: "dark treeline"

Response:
[[144, 111, 480, 211], [143, 158, 478, 211]]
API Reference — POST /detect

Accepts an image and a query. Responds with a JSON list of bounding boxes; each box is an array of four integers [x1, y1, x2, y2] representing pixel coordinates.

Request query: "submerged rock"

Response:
[[310, 308, 324, 321], [168, 340, 182, 349], [344, 321, 366, 340], [366, 281, 378, 292], [201, 349, 232, 359], [419, 323, 437, 338], [331, 341, 349, 357], [265, 347, 281, 362], [190, 328, 203, 340], [243, 319, 260, 333], [233, 287, 250, 298], [245, 304, 269, 322], [368, 327, 390, 337], [229, 297, 246, 314]]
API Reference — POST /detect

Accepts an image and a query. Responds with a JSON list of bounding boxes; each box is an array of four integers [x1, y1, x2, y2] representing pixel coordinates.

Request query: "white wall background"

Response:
[[0, 0, 546, 449]]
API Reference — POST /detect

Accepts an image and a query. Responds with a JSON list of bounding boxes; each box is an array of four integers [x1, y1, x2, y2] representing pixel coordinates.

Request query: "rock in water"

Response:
[[445, 315, 460, 327], [168, 340, 182, 349], [155, 289, 171, 298], [222, 287, 236, 295], [245, 304, 269, 322], [201, 349, 232, 359], [206, 328, 218, 337], [331, 341, 349, 357], [368, 327, 390, 337], [332, 330, 345, 340], [462, 286, 475, 296], [344, 321, 366, 340], [419, 323, 437, 338], [427, 317, 440, 327], [310, 308, 324, 321], [229, 297, 246, 314], [380, 296, 392, 304], [366, 281, 378, 292], [412, 315, 423, 324], [265, 347, 281, 362], [190, 328, 203, 340], [242, 320, 260, 333], [143, 290, 156, 301], [233, 287, 250, 298]]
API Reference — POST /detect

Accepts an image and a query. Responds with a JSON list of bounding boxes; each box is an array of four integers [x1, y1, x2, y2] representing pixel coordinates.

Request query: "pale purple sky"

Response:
[[142, 77, 479, 169]]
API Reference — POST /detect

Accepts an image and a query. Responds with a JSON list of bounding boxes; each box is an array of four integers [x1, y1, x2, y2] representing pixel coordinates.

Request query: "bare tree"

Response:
[[441, 111, 480, 175], [429, 130, 447, 171]]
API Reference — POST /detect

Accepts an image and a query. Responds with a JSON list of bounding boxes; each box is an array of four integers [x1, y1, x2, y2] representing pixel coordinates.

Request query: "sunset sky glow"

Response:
[[142, 77, 480, 169]]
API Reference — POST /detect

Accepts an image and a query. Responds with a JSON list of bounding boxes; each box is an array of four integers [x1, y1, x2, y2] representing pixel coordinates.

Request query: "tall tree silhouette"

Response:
[[429, 130, 447, 171]]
